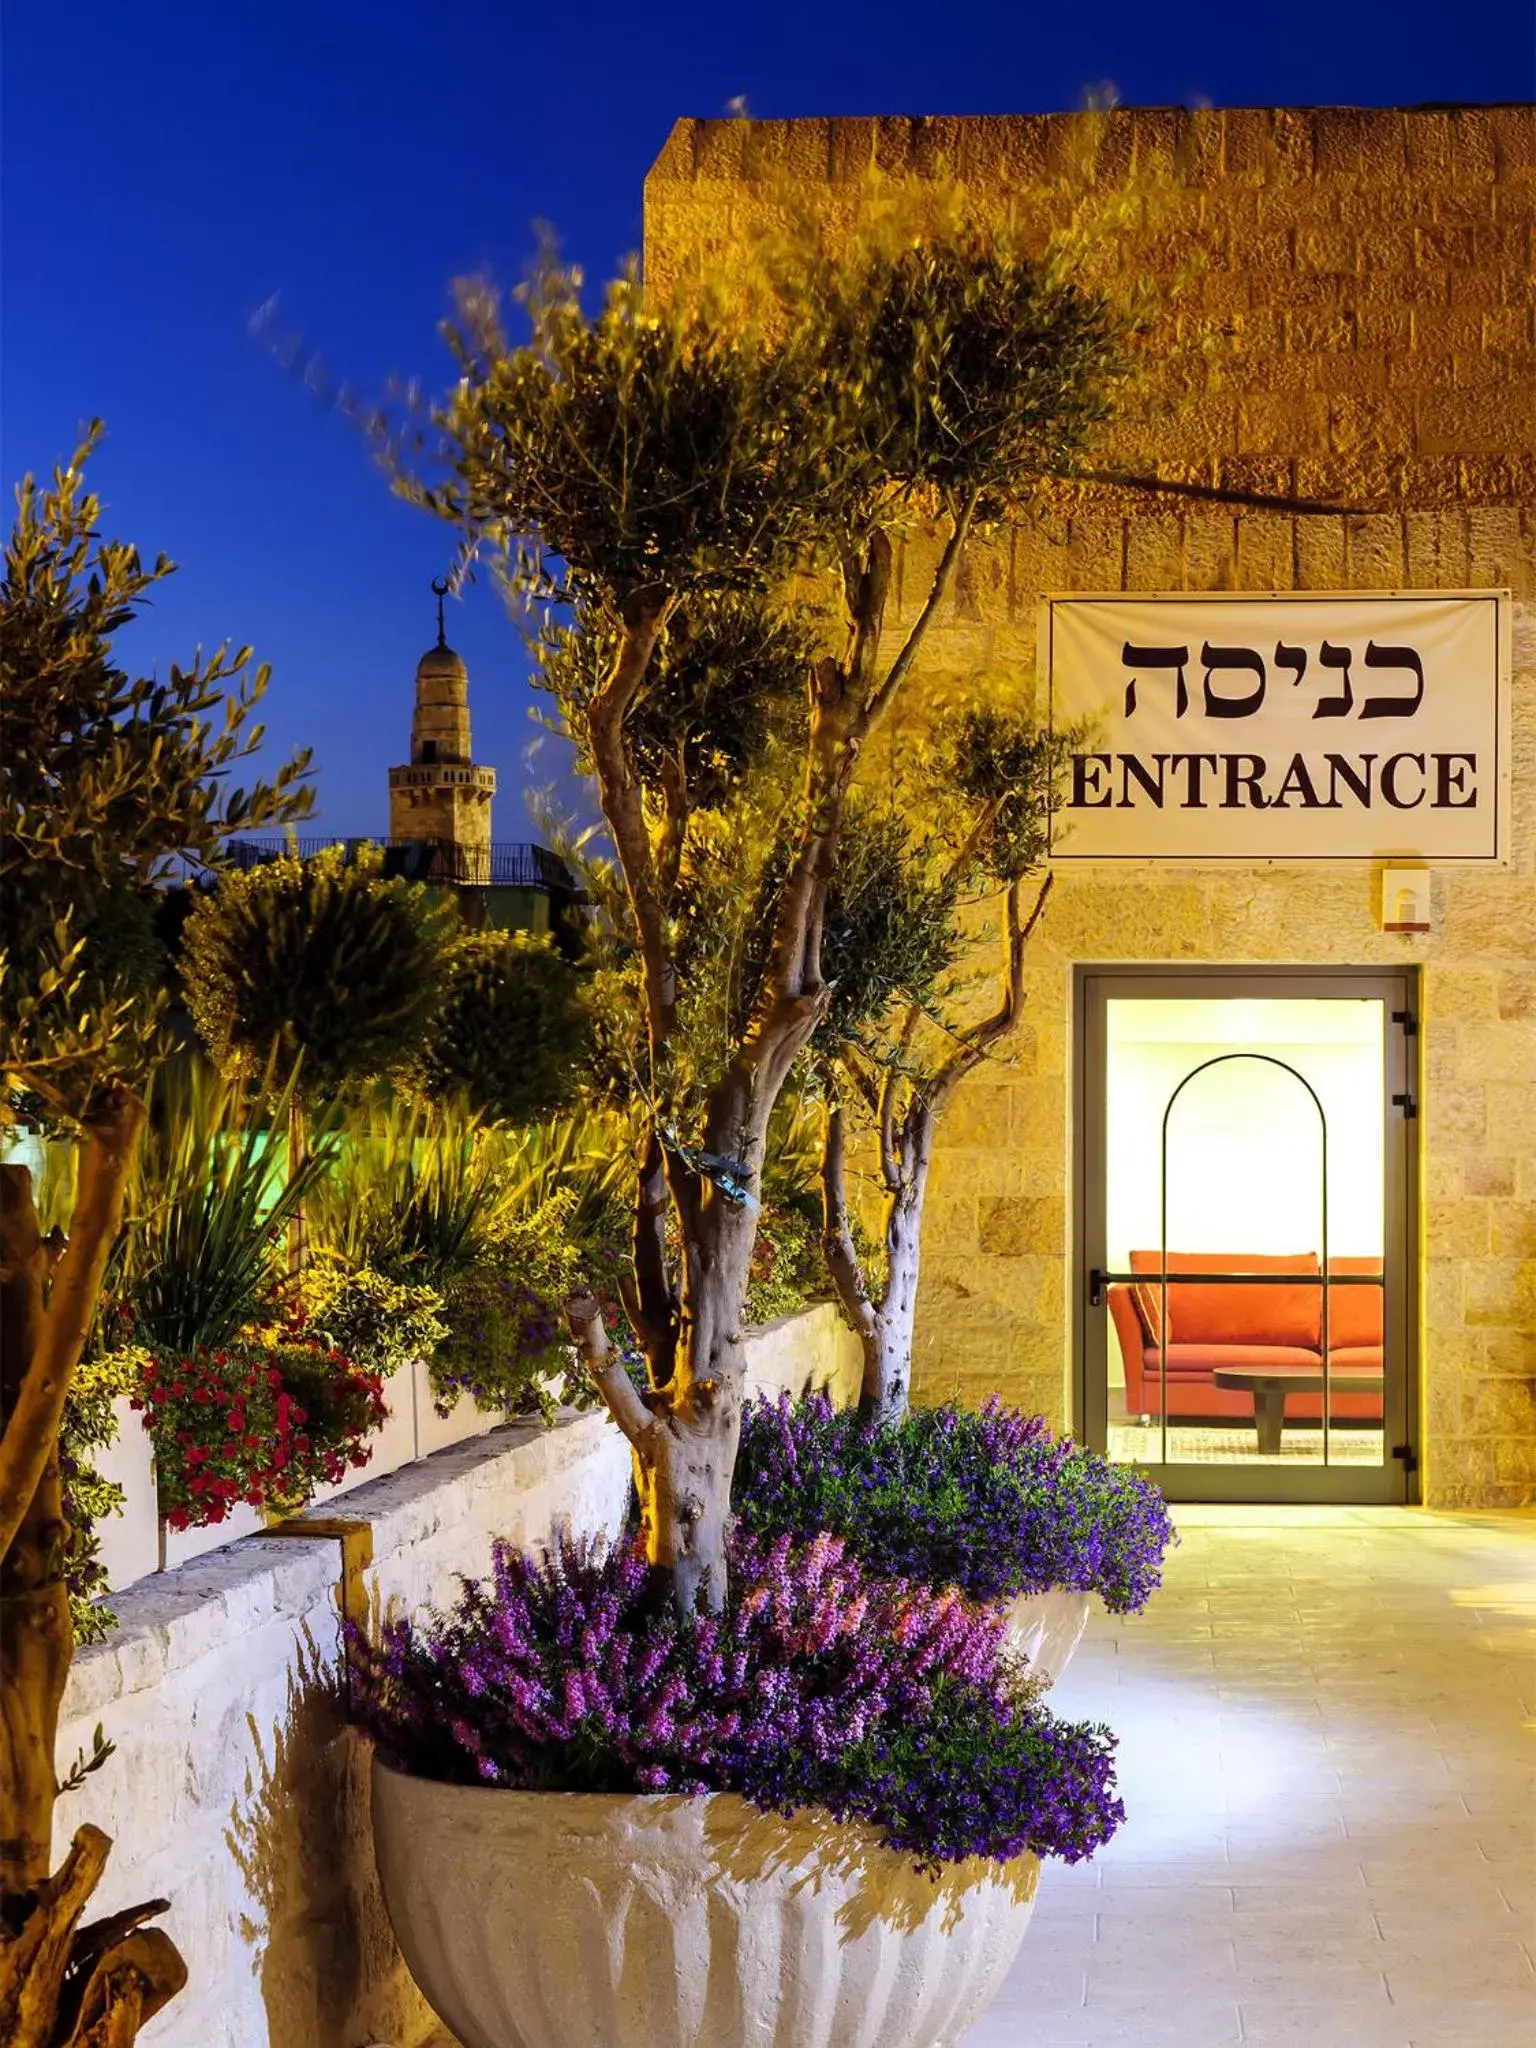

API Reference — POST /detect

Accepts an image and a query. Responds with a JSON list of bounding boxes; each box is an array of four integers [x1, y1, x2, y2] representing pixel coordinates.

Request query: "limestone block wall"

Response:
[[644, 106, 1536, 1506]]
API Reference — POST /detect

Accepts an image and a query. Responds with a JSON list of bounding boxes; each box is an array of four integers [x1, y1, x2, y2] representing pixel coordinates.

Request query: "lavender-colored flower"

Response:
[[346, 1528, 1123, 1873], [734, 1394, 1176, 1614]]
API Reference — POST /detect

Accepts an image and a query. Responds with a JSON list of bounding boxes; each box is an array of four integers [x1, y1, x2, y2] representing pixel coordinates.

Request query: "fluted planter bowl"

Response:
[[1004, 1589, 1093, 1689], [372, 1755, 1040, 2048]]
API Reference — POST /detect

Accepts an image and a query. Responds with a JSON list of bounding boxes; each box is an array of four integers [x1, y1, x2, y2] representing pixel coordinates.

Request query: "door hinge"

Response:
[[1391, 1007, 1418, 1037], [1391, 1090, 1418, 1119], [1391, 1442, 1419, 1475]]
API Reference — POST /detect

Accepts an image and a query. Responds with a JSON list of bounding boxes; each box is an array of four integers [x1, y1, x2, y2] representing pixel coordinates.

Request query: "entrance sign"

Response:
[[1044, 592, 1510, 863]]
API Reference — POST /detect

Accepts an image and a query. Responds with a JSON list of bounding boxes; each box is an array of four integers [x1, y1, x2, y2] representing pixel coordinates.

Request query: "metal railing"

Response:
[[193, 838, 576, 892]]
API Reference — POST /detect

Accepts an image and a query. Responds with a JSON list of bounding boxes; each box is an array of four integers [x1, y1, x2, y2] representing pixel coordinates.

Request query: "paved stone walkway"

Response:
[[966, 1505, 1536, 2048]]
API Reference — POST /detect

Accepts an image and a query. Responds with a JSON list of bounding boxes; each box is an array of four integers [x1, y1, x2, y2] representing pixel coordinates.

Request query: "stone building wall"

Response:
[[645, 105, 1536, 1507]]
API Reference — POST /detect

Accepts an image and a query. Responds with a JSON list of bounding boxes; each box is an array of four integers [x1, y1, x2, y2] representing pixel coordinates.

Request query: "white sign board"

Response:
[[1044, 591, 1510, 863]]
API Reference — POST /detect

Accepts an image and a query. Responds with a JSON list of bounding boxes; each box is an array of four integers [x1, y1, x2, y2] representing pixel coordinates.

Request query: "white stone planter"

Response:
[[1004, 1588, 1093, 1690], [411, 1355, 501, 1457], [308, 1370, 418, 1506], [372, 1757, 1039, 2048], [92, 1395, 159, 1596]]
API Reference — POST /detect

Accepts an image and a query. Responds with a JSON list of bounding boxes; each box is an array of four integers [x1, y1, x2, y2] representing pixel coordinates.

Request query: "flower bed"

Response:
[[734, 1393, 1175, 1617], [349, 1528, 1124, 1874]]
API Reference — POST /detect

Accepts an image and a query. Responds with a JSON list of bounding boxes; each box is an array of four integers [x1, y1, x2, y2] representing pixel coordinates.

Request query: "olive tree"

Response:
[[0, 429, 310, 2041], [389, 223, 1130, 1615], [816, 710, 1072, 1424]]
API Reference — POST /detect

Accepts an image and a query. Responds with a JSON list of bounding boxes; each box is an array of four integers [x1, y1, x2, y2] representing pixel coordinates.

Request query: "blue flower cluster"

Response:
[[347, 1528, 1124, 1873], [734, 1394, 1175, 1613]]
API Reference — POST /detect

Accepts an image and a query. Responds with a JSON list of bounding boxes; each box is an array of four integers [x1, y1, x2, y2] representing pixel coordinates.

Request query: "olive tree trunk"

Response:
[[820, 1094, 936, 1428], [569, 518, 979, 1614], [819, 874, 1055, 1432], [569, 1184, 760, 1616], [0, 1097, 187, 2043]]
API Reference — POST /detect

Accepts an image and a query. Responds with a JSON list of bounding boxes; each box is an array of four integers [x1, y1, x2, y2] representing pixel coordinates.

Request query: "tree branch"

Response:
[[858, 493, 980, 737], [655, 742, 688, 903], [934, 869, 1055, 1102], [876, 1064, 903, 1194], [819, 1096, 878, 1346], [0, 1086, 143, 1569], [585, 604, 674, 1057], [843, 531, 893, 700], [563, 1290, 656, 1452], [752, 530, 897, 1038], [628, 1125, 679, 1384]]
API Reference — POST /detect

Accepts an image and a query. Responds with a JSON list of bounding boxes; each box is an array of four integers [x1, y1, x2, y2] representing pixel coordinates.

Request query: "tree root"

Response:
[[0, 1826, 186, 2048]]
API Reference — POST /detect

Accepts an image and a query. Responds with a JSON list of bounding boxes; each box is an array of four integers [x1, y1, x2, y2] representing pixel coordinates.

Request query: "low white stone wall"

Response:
[[56, 1305, 858, 2048], [741, 1300, 863, 1407], [58, 1409, 633, 2048]]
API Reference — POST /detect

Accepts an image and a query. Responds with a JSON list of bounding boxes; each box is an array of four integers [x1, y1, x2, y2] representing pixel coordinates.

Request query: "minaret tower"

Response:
[[388, 579, 497, 882]]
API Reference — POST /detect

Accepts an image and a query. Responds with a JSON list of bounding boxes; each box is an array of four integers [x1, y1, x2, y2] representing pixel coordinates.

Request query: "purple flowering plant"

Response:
[[734, 1394, 1175, 1614], [348, 1528, 1124, 1873]]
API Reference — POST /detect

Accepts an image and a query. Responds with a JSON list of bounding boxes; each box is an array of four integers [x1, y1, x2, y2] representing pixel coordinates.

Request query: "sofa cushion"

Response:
[[1146, 1343, 1323, 1375], [1325, 1257, 1384, 1348], [1129, 1250, 1322, 1347], [1129, 1277, 1164, 1347], [1327, 1344, 1384, 1371]]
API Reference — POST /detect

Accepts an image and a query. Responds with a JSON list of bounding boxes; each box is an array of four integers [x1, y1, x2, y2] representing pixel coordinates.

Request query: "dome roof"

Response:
[[416, 642, 468, 683]]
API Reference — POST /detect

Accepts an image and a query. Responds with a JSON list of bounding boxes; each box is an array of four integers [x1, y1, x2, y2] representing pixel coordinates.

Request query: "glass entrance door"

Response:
[[1077, 969, 1418, 1504]]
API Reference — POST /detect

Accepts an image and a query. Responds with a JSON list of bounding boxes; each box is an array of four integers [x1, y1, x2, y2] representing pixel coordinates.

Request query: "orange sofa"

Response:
[[1108, 1250, 1384, 1423]]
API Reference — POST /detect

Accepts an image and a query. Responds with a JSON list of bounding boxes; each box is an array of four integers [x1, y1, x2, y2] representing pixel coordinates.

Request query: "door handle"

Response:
[[1088, 1267, 1107, 1309]]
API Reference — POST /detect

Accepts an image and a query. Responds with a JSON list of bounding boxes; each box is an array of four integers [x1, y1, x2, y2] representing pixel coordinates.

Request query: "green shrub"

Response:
[[297, 1258, 446, 1378], [401, 930, 588, 1125], [430, 1193, 590, 1419], [309, 1100, 513, 1287], [60, 1348, 145, 1643], [181, 842, 452, 1096]]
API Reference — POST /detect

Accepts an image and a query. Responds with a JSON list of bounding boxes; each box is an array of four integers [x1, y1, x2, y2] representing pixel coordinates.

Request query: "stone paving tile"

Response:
[[964, 1506, 1536, 2048]]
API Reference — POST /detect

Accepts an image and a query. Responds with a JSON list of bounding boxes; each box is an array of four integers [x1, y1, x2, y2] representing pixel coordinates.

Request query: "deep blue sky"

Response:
[[5, 2, 1531, 837]]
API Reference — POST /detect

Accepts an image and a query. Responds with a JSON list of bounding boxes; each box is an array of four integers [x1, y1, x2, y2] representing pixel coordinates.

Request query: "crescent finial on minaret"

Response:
[[431, 575, 450, 649]]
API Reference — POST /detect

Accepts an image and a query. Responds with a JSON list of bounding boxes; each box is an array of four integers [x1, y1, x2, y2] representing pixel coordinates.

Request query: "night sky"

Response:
[[5, 2, 1530, 838]]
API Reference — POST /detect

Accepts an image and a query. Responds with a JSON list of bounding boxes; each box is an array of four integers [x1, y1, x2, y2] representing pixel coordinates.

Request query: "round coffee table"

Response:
[[1211, 1363, 1385, 1454]]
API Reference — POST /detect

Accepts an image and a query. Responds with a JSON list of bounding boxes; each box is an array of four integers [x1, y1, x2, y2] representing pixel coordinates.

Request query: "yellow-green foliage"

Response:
[[61, 1347, 151, 1643], [298, 1258, 447, 1378]]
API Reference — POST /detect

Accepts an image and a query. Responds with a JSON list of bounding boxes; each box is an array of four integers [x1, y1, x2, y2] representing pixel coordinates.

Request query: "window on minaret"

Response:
[[419, 741, 438, 764]]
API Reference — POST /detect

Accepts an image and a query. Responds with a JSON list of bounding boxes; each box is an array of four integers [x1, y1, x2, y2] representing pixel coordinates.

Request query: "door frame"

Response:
[[1073, 963, 1421, 1505]]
